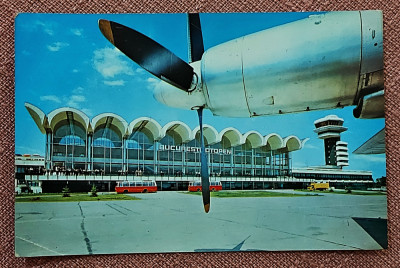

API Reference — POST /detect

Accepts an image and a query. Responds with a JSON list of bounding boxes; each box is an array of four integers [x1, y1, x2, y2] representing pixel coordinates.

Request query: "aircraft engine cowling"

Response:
[[200, 11, 383, 117], [153, 61, 208, 110]]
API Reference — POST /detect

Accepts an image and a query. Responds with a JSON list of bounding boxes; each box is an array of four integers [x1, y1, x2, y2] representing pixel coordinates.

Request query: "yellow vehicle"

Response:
[[307, 182, 329, 191]]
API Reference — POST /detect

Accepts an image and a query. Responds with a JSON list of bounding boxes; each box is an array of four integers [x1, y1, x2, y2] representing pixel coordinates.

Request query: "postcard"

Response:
[[15, 11, 386, 257]]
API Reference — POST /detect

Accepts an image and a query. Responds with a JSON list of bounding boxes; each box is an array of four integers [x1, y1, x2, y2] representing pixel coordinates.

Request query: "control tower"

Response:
[[314, 115, 349, 167]]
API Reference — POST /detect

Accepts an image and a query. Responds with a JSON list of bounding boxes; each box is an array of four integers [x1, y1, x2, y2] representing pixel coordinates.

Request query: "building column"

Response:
[[87, 134, 92, 171], [45, 132, 48, 167], [122, 137, 126, 172], [182, 144, 186, 175], [251, 149, 255, 176], [230, 147, 234, 176], [45, 131, 53, 170], [126, 142, 129, 174], [207, 146, 211, 176], [270, 151, 274, 177], [153, 142, 158, 174]]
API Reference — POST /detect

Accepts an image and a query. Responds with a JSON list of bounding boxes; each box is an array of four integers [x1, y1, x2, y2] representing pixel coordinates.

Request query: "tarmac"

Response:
[[15, 190, 387, 257]]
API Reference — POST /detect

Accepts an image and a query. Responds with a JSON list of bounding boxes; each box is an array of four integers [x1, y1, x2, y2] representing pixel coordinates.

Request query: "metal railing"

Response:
[[24, 174, 373, 184]]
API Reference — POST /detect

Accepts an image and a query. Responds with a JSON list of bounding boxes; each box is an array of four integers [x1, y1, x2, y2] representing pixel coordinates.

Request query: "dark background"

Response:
[[1, 0, 399, 267]]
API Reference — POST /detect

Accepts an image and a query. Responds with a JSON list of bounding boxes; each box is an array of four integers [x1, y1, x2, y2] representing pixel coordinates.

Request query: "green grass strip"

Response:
[[15, 194, 141, 202]]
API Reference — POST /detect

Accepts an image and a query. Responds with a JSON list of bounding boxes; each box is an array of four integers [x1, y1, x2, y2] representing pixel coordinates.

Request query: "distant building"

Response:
[[18, 104, 374, 192], [15, 154, 44, 194], [314, 115, 349, 167], [292, 167, 372, 189], [291, 114, 373, 190], [22, 103, 308, 192]]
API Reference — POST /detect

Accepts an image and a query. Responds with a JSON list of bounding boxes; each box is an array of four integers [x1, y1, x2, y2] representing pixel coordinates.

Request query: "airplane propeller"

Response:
[[98, 19, 195, 92], [195, 106, 210, 213], [98, 14, 211, 213]]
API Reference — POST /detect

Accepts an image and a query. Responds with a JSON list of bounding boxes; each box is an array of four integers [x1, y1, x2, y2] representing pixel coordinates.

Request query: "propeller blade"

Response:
[[188, 13, 204, 62], [98, 19, 194, 91], [197, 107, 210, 213]]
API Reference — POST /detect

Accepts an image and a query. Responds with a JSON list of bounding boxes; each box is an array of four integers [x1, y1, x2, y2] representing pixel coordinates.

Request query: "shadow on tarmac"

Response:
[[352, 217, 387, 249], [194, 235, 253, 252]]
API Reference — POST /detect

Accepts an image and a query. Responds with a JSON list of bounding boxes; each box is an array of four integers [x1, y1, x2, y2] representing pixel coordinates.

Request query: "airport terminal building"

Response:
[[18, 103, 374, 192]]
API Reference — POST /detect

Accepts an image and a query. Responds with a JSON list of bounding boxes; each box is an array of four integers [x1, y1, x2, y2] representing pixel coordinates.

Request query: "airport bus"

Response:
[[115, 181, 157, 193], [188, 181, 222, 192]]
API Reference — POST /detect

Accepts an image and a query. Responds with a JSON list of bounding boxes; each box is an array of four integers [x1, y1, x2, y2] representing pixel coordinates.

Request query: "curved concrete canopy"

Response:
[[24, 103, 47, 134], [92, 113, 129, 138], [283, 135, 302, 152], [301, 138, 310, 149], [25, 104, 306, 153], [129, 117, 163, 142], [263, 133, 284, 151], [192, 124, 219, 146], [218, 127, 243, 148], [47, 107, 90, 132], [162, 121, 192, 145], [242, 131, 264, 149]]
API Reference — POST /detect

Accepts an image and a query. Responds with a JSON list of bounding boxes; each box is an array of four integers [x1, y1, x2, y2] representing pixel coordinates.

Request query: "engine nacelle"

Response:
[[200, 10, 383, 117]]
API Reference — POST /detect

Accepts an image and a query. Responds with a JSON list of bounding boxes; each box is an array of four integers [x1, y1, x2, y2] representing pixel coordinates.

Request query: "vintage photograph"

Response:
[[15, 11, 386, 256]]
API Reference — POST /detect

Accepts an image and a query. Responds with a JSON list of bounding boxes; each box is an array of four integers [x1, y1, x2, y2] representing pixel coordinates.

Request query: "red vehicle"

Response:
[[188, 181, 222, 192], [116, 181, 157, 193]]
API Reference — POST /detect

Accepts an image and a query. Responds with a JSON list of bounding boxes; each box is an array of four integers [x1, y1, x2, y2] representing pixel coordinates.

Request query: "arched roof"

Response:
[[47, 107, 90, 132], [283, 135, 302, 152], [129, 117, 163, 142], [192, 124, 219, 145], [162, 121, 192, 145], [242, 131, 264, 149], [264, 133, 284, 151], [92, 113, 128, 138], [218, 127, 243, 148], [301, 138, 310, 149], [25, 103, 48, 134], [25, 104, 307, 153]]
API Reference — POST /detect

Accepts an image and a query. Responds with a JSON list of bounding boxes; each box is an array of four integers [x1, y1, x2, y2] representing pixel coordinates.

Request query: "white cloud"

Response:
[[93, 47, 134, 78], [146, 77, 162, 91], [21, 20, 55, 36], [34, 20, 55, 35], [71, 28, 83, 36], [72, 69, 79, 73], [71, 95, 85, 102], [147, 77, 158, 84], [66, 95, 86, 108], [104, 80, 125, 86], [136, 68, 146, 74], [47, 42, 69, 52], [40, 95, 61, 103], [72, 87, 84, 94]]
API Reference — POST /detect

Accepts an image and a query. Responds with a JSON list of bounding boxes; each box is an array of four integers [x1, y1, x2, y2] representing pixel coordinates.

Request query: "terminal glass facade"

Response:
[[26, 104, 302, 179], [49, 129, 291, 177]]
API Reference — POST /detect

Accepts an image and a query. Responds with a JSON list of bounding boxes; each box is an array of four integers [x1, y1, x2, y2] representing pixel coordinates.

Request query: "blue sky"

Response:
[[15, 12, 386, 179]]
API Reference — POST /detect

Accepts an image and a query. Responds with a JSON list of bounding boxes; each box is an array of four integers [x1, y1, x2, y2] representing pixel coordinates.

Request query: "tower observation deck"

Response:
[[314, 115, 349, 167]]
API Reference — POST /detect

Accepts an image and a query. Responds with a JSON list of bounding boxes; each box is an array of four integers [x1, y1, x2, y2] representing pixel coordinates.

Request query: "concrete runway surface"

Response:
[[15, 191, 387, 257]]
